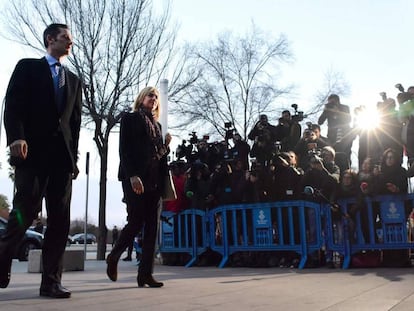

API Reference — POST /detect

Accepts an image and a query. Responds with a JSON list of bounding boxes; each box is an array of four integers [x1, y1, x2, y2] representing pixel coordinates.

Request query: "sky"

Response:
[[0, 0, 413, 227]]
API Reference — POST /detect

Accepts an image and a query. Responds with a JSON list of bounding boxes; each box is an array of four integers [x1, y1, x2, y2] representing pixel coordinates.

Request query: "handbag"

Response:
[[162, 170, 177, 201]]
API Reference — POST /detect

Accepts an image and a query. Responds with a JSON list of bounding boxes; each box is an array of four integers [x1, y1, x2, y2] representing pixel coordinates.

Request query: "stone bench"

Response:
[[28, 249, 85, 273]]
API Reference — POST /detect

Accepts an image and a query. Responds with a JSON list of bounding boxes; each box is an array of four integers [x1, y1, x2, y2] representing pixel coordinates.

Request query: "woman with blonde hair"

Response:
[[106, 86, 171, 287]]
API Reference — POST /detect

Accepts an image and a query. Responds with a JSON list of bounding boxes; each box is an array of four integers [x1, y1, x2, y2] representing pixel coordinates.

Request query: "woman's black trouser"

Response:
[[110, 180, 160, 276]]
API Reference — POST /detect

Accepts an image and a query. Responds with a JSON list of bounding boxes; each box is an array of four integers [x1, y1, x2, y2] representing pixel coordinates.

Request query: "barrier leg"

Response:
[[342, 218, 351, 269], [217, 212, 228, 268], [298, 254, 307, 269], [298, 204, 308, 269], [185, 212, 198, 268], [218, 256, 228, 268], [185, 257, 197, 268], [342, 255, 351, 269]]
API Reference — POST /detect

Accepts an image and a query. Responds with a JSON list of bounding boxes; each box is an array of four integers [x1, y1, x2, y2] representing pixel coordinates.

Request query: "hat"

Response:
[[322, 146, 335, 158]]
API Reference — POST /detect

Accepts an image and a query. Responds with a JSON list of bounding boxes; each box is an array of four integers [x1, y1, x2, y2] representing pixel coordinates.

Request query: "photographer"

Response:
[[269, 152, 303, 201], [208, 162, 235, 206], [377, 97, 403, 163], [318, 94, 352, 145], [274, 110, 302, 152], [293, 125, 328, 171], [302, 146, 340, 251], [196, 138, 212, 168], [175, 137, 195, 164], [309, 124, 328, 145], [397, 88, 414, 167], [302, 146, 340, 195], [245, 160, 272, 203], [354, 105, 380, 168], [357, 95, 404, 169], [184, 161, 212, 210], [269, 152, 303, 261], [248, 114, 278, 166], [318, 94, 353, 172], [231, 133, 250, 170]]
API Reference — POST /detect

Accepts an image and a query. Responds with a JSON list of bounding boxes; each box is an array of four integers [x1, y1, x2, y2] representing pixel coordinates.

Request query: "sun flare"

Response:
[[354, 106, 380, 130]]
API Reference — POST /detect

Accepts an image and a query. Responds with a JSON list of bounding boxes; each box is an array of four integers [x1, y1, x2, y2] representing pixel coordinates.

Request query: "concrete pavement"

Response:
[[1, 258, 414, 311]]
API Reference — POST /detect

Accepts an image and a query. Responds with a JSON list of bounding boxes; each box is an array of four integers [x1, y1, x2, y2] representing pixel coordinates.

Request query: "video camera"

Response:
[[175, 139, 193, 161], [303, 122, 313, 139], [395, 83, 405, 93], [305, 121, 321, 158], [377, 92, 396, 111], [177, 124, 239, 167], [224, 121, 235, 140], [291, 104, 305, 123], [309, 152, 323, 164], [188, 131, 199, 145], [175, 132, 205, 162]]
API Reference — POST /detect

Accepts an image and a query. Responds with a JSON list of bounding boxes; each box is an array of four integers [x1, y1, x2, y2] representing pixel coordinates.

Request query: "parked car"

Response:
[[71, 233, 97, 244], [0, 216, 44, 261], [29, 225, 72, 246], [67, 234, 73, 246]]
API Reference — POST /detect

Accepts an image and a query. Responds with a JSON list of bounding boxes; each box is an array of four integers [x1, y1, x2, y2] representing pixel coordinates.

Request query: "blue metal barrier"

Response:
[[133, 234, 142, 256], [158, 195, 414, 269], [324, 194, 414, 269], [158, 209, 208, 267], [208, 201, 323, 269]]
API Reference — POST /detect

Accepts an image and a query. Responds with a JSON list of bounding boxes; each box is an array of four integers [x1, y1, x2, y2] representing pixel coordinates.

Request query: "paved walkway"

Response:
[[1, 259, 414, 311]]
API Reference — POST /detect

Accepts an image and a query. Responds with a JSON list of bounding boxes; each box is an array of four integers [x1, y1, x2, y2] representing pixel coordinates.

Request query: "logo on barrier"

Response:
[[381, 201, 404, 223], [162, 217, 174, 233], [254, 209, 271, 227]]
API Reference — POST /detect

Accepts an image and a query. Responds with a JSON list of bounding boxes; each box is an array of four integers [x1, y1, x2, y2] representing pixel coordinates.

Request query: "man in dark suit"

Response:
[[0, 23, 82, 298]]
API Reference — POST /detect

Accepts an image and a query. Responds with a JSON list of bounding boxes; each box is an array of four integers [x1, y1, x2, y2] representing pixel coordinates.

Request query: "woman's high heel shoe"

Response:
[[137, 275, 164, 288], [106, 254, 118, 282]]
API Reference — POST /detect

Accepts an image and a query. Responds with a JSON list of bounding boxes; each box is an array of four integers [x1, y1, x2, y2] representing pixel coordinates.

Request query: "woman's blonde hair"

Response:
[[132, 86, 160, 120]]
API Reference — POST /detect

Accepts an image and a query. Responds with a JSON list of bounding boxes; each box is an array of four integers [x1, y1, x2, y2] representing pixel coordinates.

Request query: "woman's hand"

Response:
[[130, 176, 144, 195], [165, 133, 172, 146]]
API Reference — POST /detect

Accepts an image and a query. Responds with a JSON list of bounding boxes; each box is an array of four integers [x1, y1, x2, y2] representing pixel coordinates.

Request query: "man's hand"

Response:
[[278, 156, 289, 167], [310, 156, 324, 170], [130, 176, 144, 195], [72, 166, 80, 180], [9, 139, 28, 159]]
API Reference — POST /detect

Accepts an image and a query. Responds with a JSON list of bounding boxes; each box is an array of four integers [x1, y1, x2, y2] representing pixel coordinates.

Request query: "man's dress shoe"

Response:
[[39, 283, 71, 298], [0, 257, 12, 288]]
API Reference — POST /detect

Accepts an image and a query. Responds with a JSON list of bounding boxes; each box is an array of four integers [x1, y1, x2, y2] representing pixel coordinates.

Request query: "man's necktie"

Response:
[[55, 62, 66, 113], [58, 63, 66, 89]]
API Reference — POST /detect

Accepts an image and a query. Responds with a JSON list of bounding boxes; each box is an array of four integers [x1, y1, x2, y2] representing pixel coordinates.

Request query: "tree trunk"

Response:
[[96, 143, 108, 260]]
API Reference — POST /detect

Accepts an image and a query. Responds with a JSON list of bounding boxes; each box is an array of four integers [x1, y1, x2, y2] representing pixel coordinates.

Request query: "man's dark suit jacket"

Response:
[[4, 57, 82, 173]]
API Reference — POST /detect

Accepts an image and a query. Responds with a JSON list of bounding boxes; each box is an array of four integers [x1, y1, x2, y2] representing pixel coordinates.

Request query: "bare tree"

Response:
[[0, 194, 10, 218], [306, 68, 350, 122], [1, 0, 181, 259], [169, 24, 293, 141]]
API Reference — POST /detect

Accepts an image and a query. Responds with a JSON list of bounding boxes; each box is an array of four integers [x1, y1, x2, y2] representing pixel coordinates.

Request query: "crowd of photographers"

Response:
[[163, 89, 414, 268]]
